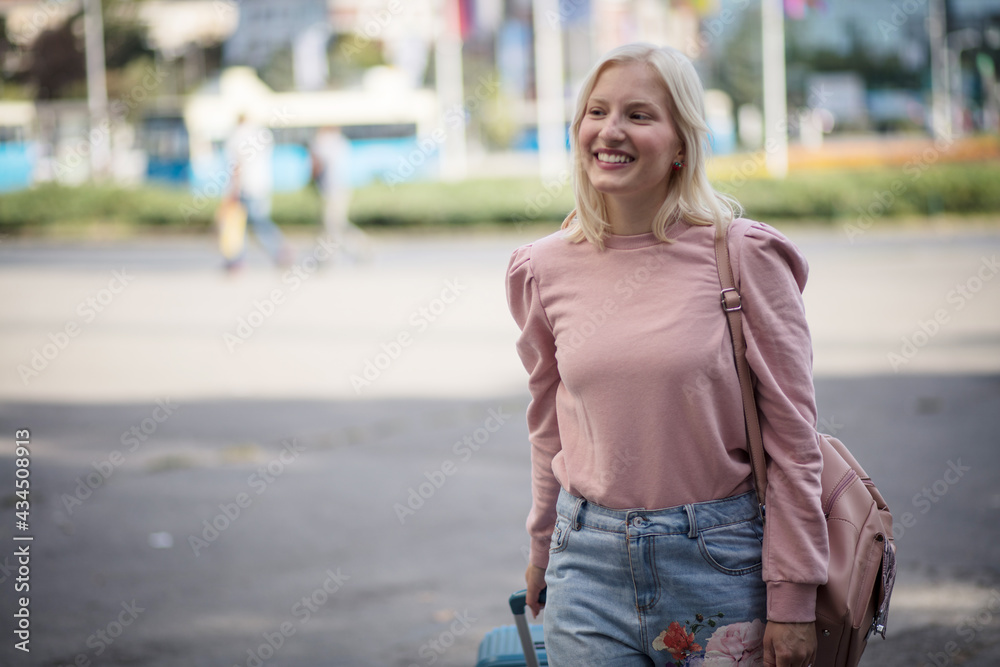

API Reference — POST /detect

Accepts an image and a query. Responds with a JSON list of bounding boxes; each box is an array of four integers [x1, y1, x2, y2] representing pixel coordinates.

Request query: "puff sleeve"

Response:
[[733, 221, 830, 622], [506, 245, 563, 571]]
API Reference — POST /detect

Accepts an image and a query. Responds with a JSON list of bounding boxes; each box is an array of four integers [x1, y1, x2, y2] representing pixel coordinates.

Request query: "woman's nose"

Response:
[[599, 114, 626, 141]]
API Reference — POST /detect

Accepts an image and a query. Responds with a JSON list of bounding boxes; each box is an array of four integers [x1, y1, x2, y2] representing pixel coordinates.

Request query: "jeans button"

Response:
[[632, 516, 644, 527]]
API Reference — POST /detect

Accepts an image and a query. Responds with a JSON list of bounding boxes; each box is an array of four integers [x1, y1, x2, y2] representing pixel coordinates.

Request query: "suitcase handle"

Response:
[[509, 589, 547, 667], [508, 588, 547, 616]]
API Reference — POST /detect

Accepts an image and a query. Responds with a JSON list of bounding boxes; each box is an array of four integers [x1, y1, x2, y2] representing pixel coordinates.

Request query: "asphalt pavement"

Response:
[[0, 220, 999, 667]]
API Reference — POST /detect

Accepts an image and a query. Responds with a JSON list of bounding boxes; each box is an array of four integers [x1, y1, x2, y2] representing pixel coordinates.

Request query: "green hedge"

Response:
[[722, 162, 1000, 221], [1, 161, 998, 235], [0, 183, 325, 233], [349, 177, 573, 227]]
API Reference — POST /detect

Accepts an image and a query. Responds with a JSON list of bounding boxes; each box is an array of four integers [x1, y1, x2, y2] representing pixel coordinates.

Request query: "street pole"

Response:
[[435, 0, 466, 181], [532, 0, 568, 178], [761, 0, 788, 179], [928, 0, 951, 140], [83, 0, 111, 180]]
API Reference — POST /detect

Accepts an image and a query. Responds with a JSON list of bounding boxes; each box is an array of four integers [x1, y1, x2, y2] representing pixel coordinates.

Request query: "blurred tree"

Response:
[[25, 17, 85, 99], [17, 0, 152, 100], [0, 15, 32, 99], [0, 15, 11, 70], [711, 9, 926, 114], [329, 33, 386, 88], [101, 0, 153, 70], [786, 19, 923, 93], [713, 5, 764, 111], [260, 45, 294, 92]]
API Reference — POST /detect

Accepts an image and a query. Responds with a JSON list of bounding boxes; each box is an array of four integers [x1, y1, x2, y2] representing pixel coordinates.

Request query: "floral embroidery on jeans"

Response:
[[652, 621, 703, 662], [653, 614, 764, 667]]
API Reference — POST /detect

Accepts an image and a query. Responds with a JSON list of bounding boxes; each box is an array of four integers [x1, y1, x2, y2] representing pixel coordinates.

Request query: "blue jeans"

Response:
[[544, 489, 767, 666], [236, 195, 286, 264]]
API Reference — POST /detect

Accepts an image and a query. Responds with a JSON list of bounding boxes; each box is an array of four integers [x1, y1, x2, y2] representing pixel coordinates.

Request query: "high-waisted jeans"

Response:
[[544, 488, 767, 666]]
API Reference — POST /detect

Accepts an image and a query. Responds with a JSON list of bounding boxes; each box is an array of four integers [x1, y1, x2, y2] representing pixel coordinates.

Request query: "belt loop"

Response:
[[685, 504, 698, 539], [571, 496, 585, 531]]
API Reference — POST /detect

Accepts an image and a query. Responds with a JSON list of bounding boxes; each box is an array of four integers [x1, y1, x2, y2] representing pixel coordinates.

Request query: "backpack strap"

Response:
[[713, 219, 768, 519]]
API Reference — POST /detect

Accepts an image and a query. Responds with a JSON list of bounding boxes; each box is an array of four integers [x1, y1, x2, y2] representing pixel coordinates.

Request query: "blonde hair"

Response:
[[563, 42, 740, 248]]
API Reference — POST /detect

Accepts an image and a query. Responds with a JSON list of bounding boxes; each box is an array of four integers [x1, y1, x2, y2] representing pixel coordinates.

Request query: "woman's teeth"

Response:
[[597, 152, 634, 164]]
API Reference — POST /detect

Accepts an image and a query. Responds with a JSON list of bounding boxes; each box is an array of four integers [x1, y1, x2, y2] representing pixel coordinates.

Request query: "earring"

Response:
[[672, 161, 685, 171]]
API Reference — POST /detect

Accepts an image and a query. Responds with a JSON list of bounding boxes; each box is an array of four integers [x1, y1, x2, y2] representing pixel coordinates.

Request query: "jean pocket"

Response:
[[549, 515, 571, 554], [697, 517, 764, 575]]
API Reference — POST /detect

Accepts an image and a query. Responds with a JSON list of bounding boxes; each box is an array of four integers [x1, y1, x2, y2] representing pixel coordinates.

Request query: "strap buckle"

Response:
[[720, 287, 742, 313]]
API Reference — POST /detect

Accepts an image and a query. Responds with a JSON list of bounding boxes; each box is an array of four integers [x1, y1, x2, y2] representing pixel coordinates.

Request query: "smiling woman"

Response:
[[565, 43, 740, 248], [577, 61, 683, 231], [506, 43, 829, 667]]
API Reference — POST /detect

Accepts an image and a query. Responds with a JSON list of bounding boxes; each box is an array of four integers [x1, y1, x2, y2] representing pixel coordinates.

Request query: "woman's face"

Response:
[[578, 61, 683, 208]]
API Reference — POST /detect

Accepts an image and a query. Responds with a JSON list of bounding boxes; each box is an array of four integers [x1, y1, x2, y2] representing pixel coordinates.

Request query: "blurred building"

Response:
[[222, 0, 329, 90], [706, 0, 1000, 137], [0, 0, 998, 192], [222, 0, 326, 68], [139, 0, 238, 59]]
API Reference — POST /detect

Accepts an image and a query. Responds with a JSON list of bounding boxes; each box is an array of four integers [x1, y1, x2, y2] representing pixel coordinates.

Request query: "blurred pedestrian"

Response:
[[506, 43, 827, 667], [310, 126, 370, 264], [223, 113, 293, 271]]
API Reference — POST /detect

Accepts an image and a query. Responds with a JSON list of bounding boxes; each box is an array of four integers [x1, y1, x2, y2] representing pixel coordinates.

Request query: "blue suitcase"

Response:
[[475, 590, 548, 667]]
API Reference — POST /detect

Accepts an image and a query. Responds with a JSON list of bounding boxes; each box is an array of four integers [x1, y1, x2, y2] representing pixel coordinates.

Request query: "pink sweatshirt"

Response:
[[506, 217, 829, 623]]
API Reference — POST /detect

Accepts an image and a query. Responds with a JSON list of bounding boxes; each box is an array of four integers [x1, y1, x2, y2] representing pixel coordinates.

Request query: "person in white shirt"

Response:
[[224, 113, 293, 269], [310, 126, 370, 264]]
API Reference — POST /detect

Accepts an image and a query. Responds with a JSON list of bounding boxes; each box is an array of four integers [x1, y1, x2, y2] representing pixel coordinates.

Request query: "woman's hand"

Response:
[[524, 565, 547, 618], [763, 621, 816, 667]]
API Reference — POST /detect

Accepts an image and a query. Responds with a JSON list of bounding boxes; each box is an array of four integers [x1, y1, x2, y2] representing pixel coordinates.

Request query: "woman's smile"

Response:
[[595, 150, 636, 166]]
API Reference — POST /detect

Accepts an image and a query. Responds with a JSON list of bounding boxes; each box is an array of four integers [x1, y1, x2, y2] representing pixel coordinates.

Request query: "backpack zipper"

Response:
[[824, 469, 859, 517]]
